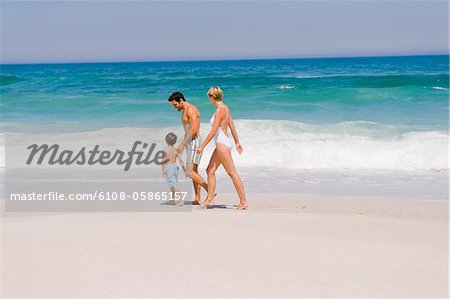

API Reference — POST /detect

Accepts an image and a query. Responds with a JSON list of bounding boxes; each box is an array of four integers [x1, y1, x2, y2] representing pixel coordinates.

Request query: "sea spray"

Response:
[[5, 120, 447, 171]]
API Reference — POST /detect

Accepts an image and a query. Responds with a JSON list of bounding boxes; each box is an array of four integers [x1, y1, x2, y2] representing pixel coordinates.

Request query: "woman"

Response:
[[196, 86, 249, 210]]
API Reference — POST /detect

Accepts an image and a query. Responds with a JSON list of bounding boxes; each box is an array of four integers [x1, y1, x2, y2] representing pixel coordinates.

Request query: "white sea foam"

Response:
[[277, 85, 296, 89], [2, 120, 448, 171], [432, 86, 449, 91], [230, 120, 448, 171]]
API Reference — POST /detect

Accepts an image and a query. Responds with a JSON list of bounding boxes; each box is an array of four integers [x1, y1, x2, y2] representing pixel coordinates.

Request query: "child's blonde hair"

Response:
[[207, 86, 223, 101]]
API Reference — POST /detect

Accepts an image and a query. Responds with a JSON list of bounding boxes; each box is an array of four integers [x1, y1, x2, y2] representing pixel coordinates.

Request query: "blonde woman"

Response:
[[196, 86, 249, 210]]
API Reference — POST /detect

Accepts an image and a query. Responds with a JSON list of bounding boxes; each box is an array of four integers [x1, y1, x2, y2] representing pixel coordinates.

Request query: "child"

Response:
[[162, 132, 186, 206]]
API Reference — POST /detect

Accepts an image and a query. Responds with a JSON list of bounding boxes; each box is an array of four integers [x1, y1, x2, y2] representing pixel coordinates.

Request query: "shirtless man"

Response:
[[168, 92, 208, 205]]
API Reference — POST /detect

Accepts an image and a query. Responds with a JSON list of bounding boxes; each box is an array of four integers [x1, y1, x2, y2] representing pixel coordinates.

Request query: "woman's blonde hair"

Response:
[[207, 86, 223, 101]]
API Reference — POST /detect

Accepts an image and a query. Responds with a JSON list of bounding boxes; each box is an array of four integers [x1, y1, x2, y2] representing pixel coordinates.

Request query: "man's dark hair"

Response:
[[168, 92, 186, 103], [165, 132, 177, 146]]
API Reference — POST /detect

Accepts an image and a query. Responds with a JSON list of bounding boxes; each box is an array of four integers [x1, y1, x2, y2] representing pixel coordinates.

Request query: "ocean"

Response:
[[1, 55, 448, 198]]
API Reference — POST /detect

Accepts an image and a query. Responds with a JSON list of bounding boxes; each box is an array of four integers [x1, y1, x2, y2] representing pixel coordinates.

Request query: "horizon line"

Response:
[[1, 52, 448, 66]]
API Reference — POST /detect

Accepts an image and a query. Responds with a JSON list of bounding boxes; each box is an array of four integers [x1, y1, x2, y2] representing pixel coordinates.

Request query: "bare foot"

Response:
[[200, 193, 217, 209], [200, 193, 217, 205], [200, 200, 214, 209], [236, 203, 249, 210]]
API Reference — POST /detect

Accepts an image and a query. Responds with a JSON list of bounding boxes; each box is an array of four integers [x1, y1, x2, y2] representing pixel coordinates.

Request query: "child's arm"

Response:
[[162, 149, 167, 177]]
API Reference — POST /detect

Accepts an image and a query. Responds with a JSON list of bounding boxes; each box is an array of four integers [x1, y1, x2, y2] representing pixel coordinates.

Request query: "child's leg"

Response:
[[170, 186, 183, 206], [174, 186, 183, 206], [170, 187, 176, 202]]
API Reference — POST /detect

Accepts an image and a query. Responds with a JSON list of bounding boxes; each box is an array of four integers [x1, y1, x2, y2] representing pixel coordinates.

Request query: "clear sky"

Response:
[[1, 1, 448, 64]]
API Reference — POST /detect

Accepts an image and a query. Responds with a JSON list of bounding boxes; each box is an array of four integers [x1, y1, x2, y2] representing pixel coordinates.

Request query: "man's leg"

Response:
[[186, 162, 207, 204]]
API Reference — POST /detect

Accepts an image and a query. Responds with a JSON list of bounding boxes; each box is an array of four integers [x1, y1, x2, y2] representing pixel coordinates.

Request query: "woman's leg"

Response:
[[203, 149, 221, 205], [215, 144, 248, 209]]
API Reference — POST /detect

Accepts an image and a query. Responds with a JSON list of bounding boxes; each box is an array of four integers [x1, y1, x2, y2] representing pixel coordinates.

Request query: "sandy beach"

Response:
[[2, 193, 447, 298], [2, 1, 448, 298]]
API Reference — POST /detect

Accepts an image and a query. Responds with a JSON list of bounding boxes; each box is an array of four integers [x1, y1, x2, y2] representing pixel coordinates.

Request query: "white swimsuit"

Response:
[[210, 113, 233, 149]]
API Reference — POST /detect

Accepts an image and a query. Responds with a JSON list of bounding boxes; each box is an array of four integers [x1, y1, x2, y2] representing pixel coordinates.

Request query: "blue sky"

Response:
[[1, 1, 448, 63]]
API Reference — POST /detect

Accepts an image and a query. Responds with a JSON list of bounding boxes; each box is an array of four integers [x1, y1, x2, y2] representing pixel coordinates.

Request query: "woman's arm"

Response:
[[228, 113, 243, 154], [196, 106, 225, 153]]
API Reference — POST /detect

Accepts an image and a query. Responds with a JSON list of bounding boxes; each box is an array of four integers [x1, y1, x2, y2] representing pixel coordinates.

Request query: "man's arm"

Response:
[[189, 110, 199, 138], [177, 108, 197, 153], [177, 126, 192, 153], [177, 152, 186, 173]]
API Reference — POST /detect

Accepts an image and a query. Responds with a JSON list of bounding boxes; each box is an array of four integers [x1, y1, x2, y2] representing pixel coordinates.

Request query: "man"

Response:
[[168, 91, 208, 205]]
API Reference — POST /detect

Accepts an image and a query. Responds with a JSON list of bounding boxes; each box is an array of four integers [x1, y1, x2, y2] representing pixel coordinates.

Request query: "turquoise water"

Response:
[[1, 55, 448, 132], [0, 55, 448, 171]]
